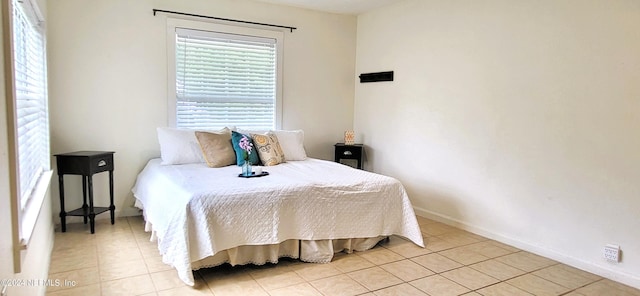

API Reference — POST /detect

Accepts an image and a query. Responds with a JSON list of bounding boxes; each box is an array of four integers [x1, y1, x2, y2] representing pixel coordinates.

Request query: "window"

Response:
[[4, 0, 51, 254], [168, 20, 283, 130]]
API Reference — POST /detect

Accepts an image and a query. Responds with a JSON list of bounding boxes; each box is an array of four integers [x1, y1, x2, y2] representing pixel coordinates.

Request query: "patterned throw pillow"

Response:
[[194, 131, 236, 168], [251, 132, 286, 166], [231, 131, 261, 166]]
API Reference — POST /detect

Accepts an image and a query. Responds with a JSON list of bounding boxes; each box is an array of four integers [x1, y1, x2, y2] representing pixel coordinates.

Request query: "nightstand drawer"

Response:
[[337, 146, 362, 160], [56, 151, 114, 175], [89, 154, 114, 173], [334, 143, 364, 169]]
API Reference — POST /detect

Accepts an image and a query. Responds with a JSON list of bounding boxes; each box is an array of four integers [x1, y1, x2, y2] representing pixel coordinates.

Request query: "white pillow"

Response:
[[157, 127, 205, 165], [271, 129, 307, 161]]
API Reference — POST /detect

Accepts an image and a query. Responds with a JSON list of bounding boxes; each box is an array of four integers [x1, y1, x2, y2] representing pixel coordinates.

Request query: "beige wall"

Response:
[[355, 0, 640, 288], [1, 0, 55, 295], [47, 0, 357, 220]]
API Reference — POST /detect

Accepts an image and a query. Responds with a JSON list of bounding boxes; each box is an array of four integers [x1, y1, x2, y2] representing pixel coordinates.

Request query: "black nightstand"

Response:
[[55, 151, 115, 234], [334, 143, 364, 169]]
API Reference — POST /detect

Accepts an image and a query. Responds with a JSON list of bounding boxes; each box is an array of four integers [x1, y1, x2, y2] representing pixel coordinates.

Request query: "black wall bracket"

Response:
[[359, 71, 394, 83]]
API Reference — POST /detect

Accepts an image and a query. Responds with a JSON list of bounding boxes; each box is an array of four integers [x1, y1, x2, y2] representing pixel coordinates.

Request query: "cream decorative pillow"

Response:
[[271, 129, 307, 161], [194, 131, 236, 168], [251, 132, 286, 166], [157, 127, 205, 165]]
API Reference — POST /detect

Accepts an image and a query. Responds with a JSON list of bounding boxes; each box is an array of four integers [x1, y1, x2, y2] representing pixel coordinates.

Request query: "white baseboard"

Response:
[[413, 206, 640, 289]]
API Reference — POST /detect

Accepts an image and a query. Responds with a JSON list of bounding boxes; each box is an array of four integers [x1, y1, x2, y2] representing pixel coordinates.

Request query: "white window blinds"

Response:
[[175, 28, 278, 130], [12, 0, 49, 210]]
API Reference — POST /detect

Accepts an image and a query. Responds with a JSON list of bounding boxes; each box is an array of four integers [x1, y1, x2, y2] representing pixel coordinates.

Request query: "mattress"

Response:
[[132, 158, 424, 285]]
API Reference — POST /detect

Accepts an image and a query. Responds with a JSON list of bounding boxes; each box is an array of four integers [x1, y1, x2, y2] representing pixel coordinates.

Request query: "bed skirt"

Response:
[[191, 236, 388, 270], [144, 220, 387, 273]]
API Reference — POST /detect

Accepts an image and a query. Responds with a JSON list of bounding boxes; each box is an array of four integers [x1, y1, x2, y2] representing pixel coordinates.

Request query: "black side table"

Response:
[[55, 151, 115, 234], [334, 143, 364, 169]]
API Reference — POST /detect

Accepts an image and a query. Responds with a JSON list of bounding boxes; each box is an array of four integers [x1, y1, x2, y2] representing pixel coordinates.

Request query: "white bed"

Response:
[[132, 157, 424, 285]]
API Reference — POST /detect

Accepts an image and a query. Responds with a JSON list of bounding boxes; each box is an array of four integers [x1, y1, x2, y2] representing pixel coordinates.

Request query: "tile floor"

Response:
[[47, 216, 640, 296]]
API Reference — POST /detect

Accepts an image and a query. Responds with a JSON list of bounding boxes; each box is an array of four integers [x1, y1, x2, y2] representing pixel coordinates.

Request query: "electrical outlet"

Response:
[[604, 244, 621, 262]]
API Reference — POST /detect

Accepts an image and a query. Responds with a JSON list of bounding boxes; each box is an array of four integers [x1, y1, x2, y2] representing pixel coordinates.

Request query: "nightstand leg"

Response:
[[82, 176, 88, 224], [88, 175, 96, 234], [58, 174, 67, 232], [109, 170, 115, 224]]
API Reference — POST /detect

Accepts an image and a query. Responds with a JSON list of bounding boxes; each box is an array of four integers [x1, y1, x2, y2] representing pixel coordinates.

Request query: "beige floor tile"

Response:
[[100, 258, 149, 282], [51, 244, 98, 260], [291, 262, 342, 281], [463, 292, 483, 296], [476, 282, 533, 296], [421, 222, 458, 236], [143, 255, 174, 273], [310, 274, 368, 296], [441, 267, 500, 290], [411, 253, 463, 273], [151, 269, 190, 291], [99, 245, 144, 264], [347, 266, 403, 291], [439, 246, 490, 265], [55, 221, 94, 232], [46, 283, 101, 296], [554, 264, 602, 282], [95, 231, 138, 252], [94, 218, 133, 234], [410, 274, 470, 296], [381, 236, 432, 258], [506, 274, 570, 296], [128, 216, 146, 230], [495, 252, 556, 272], [53, 232, 96, 251], [268, 282, 322, 296], [250, 266, 306, 291], [532, 264, 597, 289], [486, 240, 521, 253], [416, 216, 437, 226], [204, 272, 268, 296], [329, 253, 375, 273], [425, 236, 463, 252], [97, 235, 140, 253], [101, 274, 156, 296], [562, 292, 587, 296], [469, 259, 527, 281], [576, 279, 640, 296], [374, 283, 428, 295], [157, 286, 213, 296], [47, 266, 100, 292], [461, 241, 515, 258], [437, 231, 485, 246], [358, 248, 405, 265], [138, 241, 162, 258], [379, 259, 434, 282], [49, 250, 98, 274]]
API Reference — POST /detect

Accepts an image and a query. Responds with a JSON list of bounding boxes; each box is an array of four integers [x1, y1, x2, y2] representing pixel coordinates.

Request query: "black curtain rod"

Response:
[[153, 9, 297, 32]]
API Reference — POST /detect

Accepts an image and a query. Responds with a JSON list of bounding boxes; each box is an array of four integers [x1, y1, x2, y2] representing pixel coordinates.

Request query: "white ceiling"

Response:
[[253, 0, 404, 15]]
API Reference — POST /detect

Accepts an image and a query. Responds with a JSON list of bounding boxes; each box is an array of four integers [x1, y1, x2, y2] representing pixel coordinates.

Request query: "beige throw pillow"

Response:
[[195, 131, 236, 168], [251, 132, 286, 166]]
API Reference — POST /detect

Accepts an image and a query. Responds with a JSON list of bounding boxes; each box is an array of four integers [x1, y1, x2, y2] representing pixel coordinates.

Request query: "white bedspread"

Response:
[[132, 158, 424, 285]]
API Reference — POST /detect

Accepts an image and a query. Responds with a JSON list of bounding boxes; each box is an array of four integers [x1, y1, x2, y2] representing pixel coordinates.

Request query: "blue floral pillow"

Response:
[[231, 131, 261, 166]]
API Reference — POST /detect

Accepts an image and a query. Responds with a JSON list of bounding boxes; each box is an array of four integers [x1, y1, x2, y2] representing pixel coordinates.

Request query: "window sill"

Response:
[[19, 169, 53, 249]]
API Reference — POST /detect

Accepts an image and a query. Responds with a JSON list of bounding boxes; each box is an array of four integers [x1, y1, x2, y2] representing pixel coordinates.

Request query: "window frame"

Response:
[[2, 0, 52, 273], [166, 18, 284, 130]]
